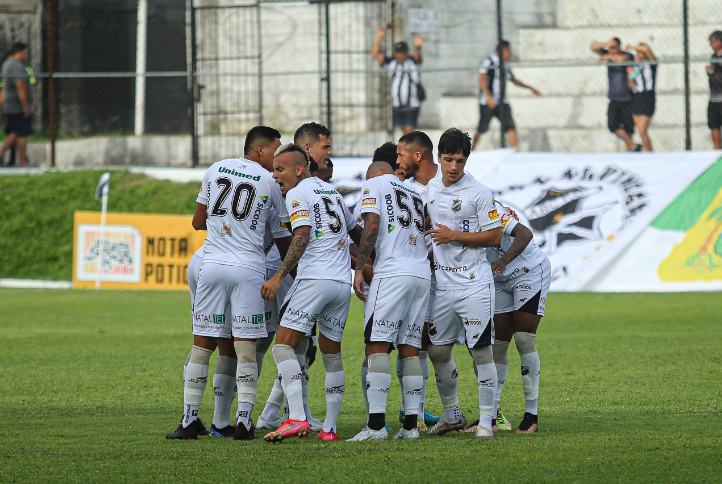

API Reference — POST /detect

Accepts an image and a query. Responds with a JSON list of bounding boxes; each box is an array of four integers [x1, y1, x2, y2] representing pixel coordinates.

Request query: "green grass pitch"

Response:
[[1, 289, 721, 482]]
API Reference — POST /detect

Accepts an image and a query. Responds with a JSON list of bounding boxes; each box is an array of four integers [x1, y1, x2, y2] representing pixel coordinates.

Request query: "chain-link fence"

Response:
[[1, 0, 720, 167]]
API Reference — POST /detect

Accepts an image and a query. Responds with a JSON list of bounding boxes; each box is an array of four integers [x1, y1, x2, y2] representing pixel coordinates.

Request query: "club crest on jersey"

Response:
[[260, 196, 269, 204], [388, 223, 396, 233], [292, 200, 300, 208], [451, 199, 462, 213], [221, 223, 232, 236]]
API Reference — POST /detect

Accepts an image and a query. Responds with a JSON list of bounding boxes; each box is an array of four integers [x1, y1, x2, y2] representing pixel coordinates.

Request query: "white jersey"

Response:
[[263, 207, 292, 273], [405, 167, 442, 253], [286, 177, 356, 283], [359, 174, 430, 280], [486, 201, 548, 282], [426, 173, 501, 289], [197, 158, 289, 273]]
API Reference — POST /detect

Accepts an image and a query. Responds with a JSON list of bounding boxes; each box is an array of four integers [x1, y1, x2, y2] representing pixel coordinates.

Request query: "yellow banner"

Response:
[[73, 211, 206, 290], [658, 188, 722, 282]]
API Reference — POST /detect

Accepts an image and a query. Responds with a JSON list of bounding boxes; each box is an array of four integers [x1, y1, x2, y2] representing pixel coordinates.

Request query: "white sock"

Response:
[[297, 354, 312, 421], [361, 358, 369, 416], [323, 370, 345, 432], [475, 362, 496, 430], [260, 374, 284, 422], [366, 353, 392, 415], [433, 356, 461, 422], [492, 340, 510, 417], [235, 362, 258, 430], [521, 351, 540, 415], [396, 355, 404, 412], [419, 350, 429, 415], [183, 346, 212, 428], [212, 356, 237, 429], [273, 344, 306, 420], [401, 357, 423, 417]]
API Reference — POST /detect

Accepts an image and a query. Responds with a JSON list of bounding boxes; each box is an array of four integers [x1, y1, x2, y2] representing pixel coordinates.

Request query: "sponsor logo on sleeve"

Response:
[[361, 197, 377, 207], [500, 213, 511, 229], [290, 209, 310, 223], [363, 188, 370, 195], [291, 200, 300, 209], [488, 209, 499, 221]]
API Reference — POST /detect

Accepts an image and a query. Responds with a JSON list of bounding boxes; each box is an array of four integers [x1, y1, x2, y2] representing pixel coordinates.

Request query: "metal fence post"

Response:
[[683, 0, 691, 151], [496, 0, 506, 149]]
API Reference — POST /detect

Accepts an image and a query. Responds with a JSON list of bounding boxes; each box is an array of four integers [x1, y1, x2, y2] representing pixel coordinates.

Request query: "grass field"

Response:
[[1, 289, 721, 482]]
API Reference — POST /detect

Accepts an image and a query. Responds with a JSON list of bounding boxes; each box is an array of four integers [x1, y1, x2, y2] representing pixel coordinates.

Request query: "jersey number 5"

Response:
[[394, 189, 425, 233], [321, 196, 344, 234]]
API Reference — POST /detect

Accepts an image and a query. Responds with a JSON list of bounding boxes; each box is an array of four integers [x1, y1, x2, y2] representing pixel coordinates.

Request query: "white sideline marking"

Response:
[[0, 279, 73, 289]]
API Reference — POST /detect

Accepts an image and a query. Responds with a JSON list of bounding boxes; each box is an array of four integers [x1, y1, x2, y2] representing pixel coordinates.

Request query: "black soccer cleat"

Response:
[[233, 420, 257, 440], [166, 419, 205, 440], [516, 412, 539, 434]]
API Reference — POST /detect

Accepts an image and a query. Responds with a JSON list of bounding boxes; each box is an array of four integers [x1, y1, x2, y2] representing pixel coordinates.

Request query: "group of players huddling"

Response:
[[166, 123, 550, 443]]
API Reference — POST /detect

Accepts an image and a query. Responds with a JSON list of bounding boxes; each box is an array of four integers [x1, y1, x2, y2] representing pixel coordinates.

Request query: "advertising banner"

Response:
[[73, 211, 206, 290]]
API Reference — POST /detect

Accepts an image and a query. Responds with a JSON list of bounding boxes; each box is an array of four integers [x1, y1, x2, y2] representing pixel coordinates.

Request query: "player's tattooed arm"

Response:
[[491, 222, 533, 275], [355, 213, 380, 269], [277, 226, 310, 279], [261, 226, 310, 302]]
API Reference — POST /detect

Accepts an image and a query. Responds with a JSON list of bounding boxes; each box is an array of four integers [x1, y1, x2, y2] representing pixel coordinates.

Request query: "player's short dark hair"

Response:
[[710, 31, 722, 43], [326, 159, 333, 168], [294, 122, 331, 144], [275, 143, 311, 169], [496, 40, 510, 54], [243, 126, 281, 155], [372, 141, 399, 170], [8, 42, 28, 56], [611, 37, 622, 47], [438, 128, 472, 158], [398, 131, 433, 154]]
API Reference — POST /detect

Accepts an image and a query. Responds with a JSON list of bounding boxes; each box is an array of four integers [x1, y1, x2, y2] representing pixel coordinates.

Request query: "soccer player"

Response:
[[486, 201, 550, 434], [424, 128, 502, 440], [294, 122, 332, 171], [261, 144, 360, 443], [395, 131, 443, 428], [317, 159, 333, 183], [347, 161, 431, 442], [166, 127, 289, 441]]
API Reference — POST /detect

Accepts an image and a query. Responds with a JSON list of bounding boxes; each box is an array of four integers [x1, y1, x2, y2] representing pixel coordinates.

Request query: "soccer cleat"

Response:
[[496, 409, 513, 431], [209, 424, 235, 438], [316, 429, 339, 441], [347, 426, 388, 442], [308, 417, 324, 433], [256, 416, 283, 431], [423, 409, 441, 426], [197, 418, 210, 436], [393, 427, 420, 440], [426, 415, 467, 436], [233, 421, 257, 441], [516, 412, 539, 434], [263, 419, 311, 443], [475, 425, 494, 440], [166, 419, 204, 440], [463, 419, 479, 433]]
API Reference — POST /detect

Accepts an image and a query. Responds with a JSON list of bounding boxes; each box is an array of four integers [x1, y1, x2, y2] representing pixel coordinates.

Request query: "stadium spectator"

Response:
[[371, 27, 424, 134], [626, 43, 657, 152], [472, 40, 541, 151], [261, 144, 362, 443], [347, 161, 431, 442], [707, 31, 722, 149], [0, 42, 34, 166], [166, 126, 289, 441], [590, 38, 640, 151], [424, 128, 501, 440]]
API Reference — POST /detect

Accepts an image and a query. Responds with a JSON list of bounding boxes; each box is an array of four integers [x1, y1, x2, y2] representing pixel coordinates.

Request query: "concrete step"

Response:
[[518, 24, 719, 62]]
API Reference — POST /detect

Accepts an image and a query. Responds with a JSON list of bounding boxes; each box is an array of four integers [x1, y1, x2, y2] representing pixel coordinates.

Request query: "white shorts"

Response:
[[364, 275, 431, 349], [429, 283, 495, 349], [192, 262, 266, 339], [279, 279, 351, 343], [265, 267, 294, 335], [495, 258, 551, 316]]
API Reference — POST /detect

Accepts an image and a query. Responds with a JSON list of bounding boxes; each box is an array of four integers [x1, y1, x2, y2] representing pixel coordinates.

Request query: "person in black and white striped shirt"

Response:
[[371, 27, 424, 134], [626, 43, 657, 152]]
